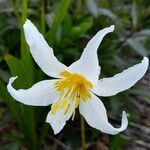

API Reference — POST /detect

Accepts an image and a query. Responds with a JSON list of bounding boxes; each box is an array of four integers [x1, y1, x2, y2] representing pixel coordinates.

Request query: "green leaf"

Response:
[[46, 0, 71, 45], [4, 54, 29, 88], [110, 134, 128, 150], [70, 20, 93, 37], [63, 14, 72, 37]]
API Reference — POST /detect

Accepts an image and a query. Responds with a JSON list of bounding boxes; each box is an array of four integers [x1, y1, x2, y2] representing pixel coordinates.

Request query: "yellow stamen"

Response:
[[64, 104, 70, 115], [51, 103, 59, 115], [60, 98, 67, 108], [55, 71, 93, 101], [52, 71, 93, 119]]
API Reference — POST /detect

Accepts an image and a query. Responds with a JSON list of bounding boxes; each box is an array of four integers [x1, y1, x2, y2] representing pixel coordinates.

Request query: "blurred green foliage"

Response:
[[0, 0, 149, 149]]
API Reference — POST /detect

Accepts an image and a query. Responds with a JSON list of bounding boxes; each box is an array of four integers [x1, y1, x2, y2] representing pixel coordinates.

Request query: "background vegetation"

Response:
[[0, 0, 149, 149]]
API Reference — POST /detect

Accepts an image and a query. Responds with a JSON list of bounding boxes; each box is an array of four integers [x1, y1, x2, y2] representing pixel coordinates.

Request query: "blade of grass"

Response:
[[20, 0, 34, 86], [47, 0, 71, 45]]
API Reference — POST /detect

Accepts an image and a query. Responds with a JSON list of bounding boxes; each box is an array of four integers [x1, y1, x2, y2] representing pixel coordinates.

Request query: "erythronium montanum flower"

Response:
[[7, 19, 149, 135]]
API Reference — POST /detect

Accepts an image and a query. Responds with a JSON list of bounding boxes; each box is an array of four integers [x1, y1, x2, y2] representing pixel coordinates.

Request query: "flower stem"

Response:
[[81, 116, 86, 150]]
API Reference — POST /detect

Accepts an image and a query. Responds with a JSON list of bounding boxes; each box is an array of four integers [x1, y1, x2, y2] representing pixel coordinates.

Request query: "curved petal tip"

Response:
[[143, 56, 149, 65], [23, 19, 38, 46], [121, 111, 128, 131], [141, 56, 149, 74], [24, 19, 32, 26], [109, 25, 115, 32], [8, 76, 18, 84]]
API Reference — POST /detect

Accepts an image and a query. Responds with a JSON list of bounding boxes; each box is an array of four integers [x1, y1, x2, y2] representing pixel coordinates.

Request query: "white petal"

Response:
[[92, 57, 149, 96], [7, 77, 58, 106], [68, 25, 115, 84], [46, 110, 66, 134], [23, 19, 67, 78], [46, 101, 75, 134], [79, 93, 128, 135]]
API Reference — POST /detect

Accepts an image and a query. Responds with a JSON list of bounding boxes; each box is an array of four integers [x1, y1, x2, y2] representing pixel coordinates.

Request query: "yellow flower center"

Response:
[[51, 71, 93, 119]]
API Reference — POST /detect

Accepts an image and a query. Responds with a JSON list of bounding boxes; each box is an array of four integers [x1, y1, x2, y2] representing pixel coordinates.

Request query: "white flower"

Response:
[[7, 19, 149, 135]]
